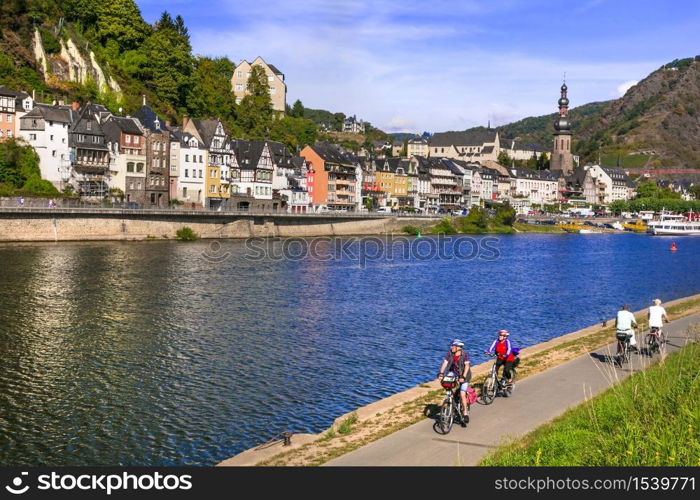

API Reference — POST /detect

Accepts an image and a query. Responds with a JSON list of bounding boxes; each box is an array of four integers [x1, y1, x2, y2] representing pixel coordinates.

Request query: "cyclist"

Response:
[[486, 329, 515, 389], [648, 298, 669, 343], [437, 339, 472, 424], [616, 304, 638, 352]]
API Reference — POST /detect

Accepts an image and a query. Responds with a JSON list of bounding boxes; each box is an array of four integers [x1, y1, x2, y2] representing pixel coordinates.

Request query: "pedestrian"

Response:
[[19, 196, 24, 207]]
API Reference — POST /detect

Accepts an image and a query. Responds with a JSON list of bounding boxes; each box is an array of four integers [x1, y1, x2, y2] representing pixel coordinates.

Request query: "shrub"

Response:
[[430, 217, 457, 235], [337, 412, 358, 435], [176, 227, 199, 241], [402, 225, 421, 235]]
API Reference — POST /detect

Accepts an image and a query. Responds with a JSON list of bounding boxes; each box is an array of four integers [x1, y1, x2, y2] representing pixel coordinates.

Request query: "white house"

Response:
[[18, 104, 74, 189]]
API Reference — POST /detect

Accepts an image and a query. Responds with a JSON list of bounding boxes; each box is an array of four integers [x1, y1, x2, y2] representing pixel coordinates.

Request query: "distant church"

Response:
[[551, 82, 574, 176]]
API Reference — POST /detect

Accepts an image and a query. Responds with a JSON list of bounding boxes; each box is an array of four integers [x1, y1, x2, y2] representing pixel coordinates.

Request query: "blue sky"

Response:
[[135, 0, 700, 133]]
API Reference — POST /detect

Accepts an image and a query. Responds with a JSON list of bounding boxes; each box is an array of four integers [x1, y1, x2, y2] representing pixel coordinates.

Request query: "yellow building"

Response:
[[231, 57, 286, 114]]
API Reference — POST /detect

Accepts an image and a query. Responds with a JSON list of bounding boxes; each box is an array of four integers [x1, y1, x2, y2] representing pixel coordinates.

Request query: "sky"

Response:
[[135, 0, 700, 134]]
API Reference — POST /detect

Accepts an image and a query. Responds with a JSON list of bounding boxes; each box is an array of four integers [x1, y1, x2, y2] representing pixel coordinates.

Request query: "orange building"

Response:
[[301, 143, 359, 211], [0, 86, 17, 141]]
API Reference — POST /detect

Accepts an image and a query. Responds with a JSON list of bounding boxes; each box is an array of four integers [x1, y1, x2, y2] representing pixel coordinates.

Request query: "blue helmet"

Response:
[[451, 339, 464, 347]]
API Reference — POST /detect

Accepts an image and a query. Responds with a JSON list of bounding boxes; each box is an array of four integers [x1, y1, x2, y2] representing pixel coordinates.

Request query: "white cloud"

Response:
[[182, 1, 667, 132], [616, 80, 638, 97], [383, 115, 417, 133]]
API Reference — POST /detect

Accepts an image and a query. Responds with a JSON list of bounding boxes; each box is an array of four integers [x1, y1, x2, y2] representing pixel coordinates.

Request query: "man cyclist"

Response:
[[616, 304, 638, 352], [486, 329, 515, 389], [437, 339, 472, 424], [648, 298, 669, 343]]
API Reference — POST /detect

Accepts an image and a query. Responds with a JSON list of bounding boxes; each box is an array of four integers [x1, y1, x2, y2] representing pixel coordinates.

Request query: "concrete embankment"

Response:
[[0, 209, 437, 242], [218, 293, 700, 466]]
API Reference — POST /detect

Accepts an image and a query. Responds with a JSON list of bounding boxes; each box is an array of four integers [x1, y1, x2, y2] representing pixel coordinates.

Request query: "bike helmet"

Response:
[[451, 339, 464, 347], [498, 329, 510, 337]]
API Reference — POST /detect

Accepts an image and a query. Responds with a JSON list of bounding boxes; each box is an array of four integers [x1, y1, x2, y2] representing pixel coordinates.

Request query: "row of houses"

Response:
[[1, 84, 637, 212]]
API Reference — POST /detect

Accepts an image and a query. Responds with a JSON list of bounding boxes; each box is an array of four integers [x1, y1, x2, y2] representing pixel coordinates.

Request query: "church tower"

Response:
[[551, 82, 574, 176]]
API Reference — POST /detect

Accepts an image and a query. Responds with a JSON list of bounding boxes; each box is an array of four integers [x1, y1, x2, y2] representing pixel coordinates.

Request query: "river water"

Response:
[[0, 234, 698, 465]]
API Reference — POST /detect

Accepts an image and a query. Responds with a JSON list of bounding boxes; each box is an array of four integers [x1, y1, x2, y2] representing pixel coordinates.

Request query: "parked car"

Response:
[[375, 206, 392, 213]]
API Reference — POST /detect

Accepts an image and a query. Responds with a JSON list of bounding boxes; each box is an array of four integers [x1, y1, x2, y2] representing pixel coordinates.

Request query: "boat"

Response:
[[646, 211, 700, 236], [622, 219, 647, 232], [557, 221, 604, 234]]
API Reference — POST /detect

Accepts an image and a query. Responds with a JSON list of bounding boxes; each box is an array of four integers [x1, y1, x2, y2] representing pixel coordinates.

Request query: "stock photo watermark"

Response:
[[201, 235, 501, 268]]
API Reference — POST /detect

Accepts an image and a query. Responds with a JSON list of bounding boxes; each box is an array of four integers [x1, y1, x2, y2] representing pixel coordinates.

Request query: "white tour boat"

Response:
[[646, 211, 700, 236]]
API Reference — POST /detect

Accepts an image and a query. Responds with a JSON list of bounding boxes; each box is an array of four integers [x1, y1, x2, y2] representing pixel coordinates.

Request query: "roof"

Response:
[[308, 142, 355, 166], [266, 63, 283, 76], [134, 105, 168, 133], [21, 104, 74, 123], [0, 85, 22, 97], [429, 129, 498, 147], [192, 119, 221, 148], [510, 168, 559, 181]]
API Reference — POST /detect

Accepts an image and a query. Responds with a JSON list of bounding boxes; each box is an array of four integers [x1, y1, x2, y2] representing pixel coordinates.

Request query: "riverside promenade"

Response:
[[326, 312, 700, 466]]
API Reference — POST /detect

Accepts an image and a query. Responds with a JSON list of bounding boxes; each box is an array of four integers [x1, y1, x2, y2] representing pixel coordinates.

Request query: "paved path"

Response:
[[327, 313, 700, 466]]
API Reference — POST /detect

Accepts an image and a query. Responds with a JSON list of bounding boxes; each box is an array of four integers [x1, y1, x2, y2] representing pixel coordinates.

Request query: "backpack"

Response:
[[466, 386, 478, 404], [512, 347, 521, 368]]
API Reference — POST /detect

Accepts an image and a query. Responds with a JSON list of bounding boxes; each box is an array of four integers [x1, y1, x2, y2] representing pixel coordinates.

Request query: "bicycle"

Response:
[[480, 353, 516, 405], [434, 372, 469, 435], [615, 329, 634, 366], [645, 326, 664, 357]]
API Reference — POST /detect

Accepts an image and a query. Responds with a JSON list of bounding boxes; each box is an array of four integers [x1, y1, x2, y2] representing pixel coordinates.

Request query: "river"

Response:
[[0, 233, 698, 465]]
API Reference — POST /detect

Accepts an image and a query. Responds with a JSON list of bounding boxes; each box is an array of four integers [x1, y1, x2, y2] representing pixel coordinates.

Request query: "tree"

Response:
[[495, 202, 516, 226], [290, 99, 304, 118], [497, 150, 512, 167], [400, 139, 408, 158], [237, 65, 273, 139], [690, 185, 700, 200], [95, 0, 150, 52], [635, 179, 659, 199], [537, 152, 549, 170]]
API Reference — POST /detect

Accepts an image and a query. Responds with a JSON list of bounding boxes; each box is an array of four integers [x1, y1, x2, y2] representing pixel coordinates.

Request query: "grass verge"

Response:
[[480, 327, 700, 466], [513, 222, 565, 233]]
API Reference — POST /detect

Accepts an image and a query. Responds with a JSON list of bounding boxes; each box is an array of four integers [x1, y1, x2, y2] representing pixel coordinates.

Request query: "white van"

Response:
[[376, 206, 392, 213]]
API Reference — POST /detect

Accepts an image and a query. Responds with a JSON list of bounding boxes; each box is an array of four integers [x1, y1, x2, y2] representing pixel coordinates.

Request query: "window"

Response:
[[237, 71, 242, 78], [134, 136, 139, 144], [199, 155, 203, 163], [136, 163, 144, 173], [235, 97, 242, 105], [199, 170, 202, 178], [7, 114, 12, 123], [235, 83, 243, 91], [183, 187, 187, 198], [52, 150, 57, 157], [6, 130, 12, 138], [210, 185, 215, 193], [86, 121, 91, 130], [29, 133, 36, 140], [185, 169, 188, 178], [125, 135, 131, 143], [62, 138, 66, 144], [50, 135, 54, 141], [268, 76, 274, 82], [129, 182, 134, 190], [269, 87, 276, 95]]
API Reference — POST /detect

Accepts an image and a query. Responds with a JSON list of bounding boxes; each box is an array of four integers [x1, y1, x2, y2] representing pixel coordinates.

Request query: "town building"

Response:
[[169, 127, 206, 207], [510, 168, 560, 204], [408, 136, 429, 158], [581, 165, 631, 204], [18, 104, 74, 189], [69, 103, 112, 199], [134, 101, 170, 207], [193, 118, 232, 209], [0, 86, 33, 141], [550, 82, 574, 176], [103, 116, 147, 205], [342, 115, 365, 134], [300, 143, 360, 211], [231, 57, 286, 113]]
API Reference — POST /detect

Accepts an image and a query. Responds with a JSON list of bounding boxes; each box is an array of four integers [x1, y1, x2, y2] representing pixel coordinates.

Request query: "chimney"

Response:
[[72, 101, 79, 111], [142, 94, 146, 106], [182, 115, 190, 129]]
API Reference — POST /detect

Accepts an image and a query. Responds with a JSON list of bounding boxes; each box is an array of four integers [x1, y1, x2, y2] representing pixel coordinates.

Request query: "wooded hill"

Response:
[[488, 57, 700, 169]]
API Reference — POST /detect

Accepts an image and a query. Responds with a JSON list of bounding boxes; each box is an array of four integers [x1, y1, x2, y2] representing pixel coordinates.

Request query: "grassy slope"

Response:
[[481, 334, 700, 466]]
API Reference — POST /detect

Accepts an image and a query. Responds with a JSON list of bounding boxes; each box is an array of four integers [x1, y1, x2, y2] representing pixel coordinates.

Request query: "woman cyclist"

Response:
[[486, 330, 515, 389]]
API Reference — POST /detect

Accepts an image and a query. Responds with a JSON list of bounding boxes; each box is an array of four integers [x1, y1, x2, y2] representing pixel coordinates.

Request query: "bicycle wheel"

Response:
[[438, 396, 454, 434], [480, 373, 497, 405]]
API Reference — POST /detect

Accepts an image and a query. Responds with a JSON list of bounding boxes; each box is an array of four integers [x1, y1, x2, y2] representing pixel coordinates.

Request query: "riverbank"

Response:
[[0, 209, 437, 241], [218, 293, 700, 466]]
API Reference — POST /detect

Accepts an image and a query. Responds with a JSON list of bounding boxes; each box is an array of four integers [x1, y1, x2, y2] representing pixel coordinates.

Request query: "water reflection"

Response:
[[0, 234, 698, 465]]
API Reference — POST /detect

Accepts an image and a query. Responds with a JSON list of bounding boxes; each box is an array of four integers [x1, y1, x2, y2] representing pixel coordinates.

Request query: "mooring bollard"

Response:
[[282, 431, 292, 446]]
